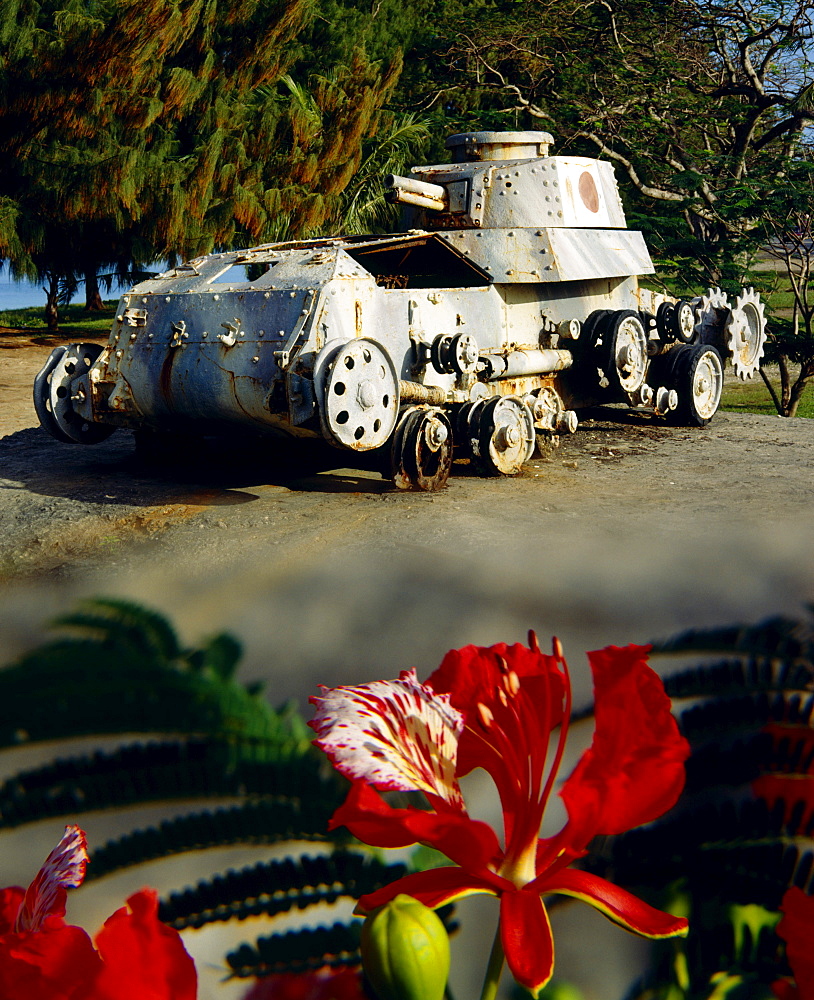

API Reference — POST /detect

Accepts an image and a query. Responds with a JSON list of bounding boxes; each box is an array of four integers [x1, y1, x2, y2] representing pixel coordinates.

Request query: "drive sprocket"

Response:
[[725, 286, 767, 380], [692, 287, 730, 345]]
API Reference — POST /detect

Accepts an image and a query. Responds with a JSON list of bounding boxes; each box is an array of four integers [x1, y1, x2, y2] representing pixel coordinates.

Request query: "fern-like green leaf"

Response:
[[625, 918, 784, 1000], [662, 656, 814, 702], [52, 597, 183, 662], [589, 796, 814, 910], [226, 921, 363, 978], [678, 691, 814, 744], [187, 633, 243, 680], [159, 852, 408, 930], [87, 793, 344, 880], [0, 618, 306, 750], [653, 614, 814, 665], [0, 740, 339, 829]]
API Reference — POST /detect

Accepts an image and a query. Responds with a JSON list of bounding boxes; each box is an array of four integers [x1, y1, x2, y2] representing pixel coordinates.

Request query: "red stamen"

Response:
[[534, 644, 574, 872], [503, 655, 553, 863]]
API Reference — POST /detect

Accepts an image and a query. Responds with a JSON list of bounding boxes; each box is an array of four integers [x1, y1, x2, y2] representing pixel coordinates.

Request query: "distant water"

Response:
[[0, 264, 160, 312], [0, 275, 56, 311]]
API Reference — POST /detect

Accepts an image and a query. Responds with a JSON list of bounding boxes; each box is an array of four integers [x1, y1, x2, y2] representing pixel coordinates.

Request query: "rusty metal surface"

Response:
[[438, 228, 653, 282]]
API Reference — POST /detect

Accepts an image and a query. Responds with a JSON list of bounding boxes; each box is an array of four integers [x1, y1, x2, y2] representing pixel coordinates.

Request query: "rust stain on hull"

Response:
[[159, 348, 176, 411]]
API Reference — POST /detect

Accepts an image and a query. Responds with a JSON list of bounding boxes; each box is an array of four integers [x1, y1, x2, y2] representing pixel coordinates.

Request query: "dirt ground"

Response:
[[3, 333, 814, 708], [2, 335, 814, 999]]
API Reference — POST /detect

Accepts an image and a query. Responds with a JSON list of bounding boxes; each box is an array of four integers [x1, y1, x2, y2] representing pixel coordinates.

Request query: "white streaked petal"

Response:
[[310, 669, 464, 808], [16, 824, 89, 932]]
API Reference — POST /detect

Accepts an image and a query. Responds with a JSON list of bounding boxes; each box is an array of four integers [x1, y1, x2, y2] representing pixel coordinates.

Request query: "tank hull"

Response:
[[35, 132, 767, 490]]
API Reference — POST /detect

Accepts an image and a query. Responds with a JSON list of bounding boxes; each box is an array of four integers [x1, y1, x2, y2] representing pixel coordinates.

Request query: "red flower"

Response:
[[0, 825, 197, 1000], [753, 722, 814, 832], [310, 636, 690, 997], [774, 887, 814, 1000], [241, 966, 366, 1000]]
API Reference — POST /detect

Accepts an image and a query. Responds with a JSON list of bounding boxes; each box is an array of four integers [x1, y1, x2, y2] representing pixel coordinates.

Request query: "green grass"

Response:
[[721, 370, 814, 418], [0, 301, 117, 337], [760, 288, 798, 311]]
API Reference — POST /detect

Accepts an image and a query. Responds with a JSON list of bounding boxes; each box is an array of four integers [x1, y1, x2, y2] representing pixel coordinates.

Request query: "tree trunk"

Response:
[[683, 209, 728, 283], [84, 268, 105, 311], [787, 379, 809, 417], [778, 356, 792, 416], [43, 275, 60, 331], [759, 366, 782, 415]]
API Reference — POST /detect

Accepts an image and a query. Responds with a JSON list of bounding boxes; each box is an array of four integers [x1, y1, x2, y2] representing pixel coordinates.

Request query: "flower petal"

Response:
[[777, 887, 814, 1000], [559, 645, 689, 842], [429, 642, 566, 779], [357, 866, 504, 914], [92, 889, 197, 1000], [0, 888, 24, 935], [535, 869, 688, 939], [0, 924, 101, 999], [753, 775, 814, 832], [310, 670, 464, 809], [772, 981, 802, 1000], [429, 641, 562, 717], [330, 781, 502, 874], [428, 639, 567, 852], [16, 825, 89, 933], [242, 966, 366, 1000], [499, 890, 555, 998]]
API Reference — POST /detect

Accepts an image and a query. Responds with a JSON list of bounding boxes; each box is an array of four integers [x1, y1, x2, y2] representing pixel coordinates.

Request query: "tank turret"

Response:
[[388, 130, 627, 231], [33, 132, 768, 491]]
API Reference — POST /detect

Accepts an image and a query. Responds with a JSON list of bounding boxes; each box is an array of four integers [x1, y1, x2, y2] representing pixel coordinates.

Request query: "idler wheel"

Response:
[[33, 343, 115, 444], [390, 406, 454, 491], [322, 339, 400, 450], [430, 333, 480, 375]]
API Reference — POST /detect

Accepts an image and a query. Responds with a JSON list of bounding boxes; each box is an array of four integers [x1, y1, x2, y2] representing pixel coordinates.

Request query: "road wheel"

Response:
[[661, 344, 724, 427]]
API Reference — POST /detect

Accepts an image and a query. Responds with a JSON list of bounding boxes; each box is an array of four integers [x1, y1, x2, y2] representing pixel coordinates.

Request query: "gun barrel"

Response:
[[385, 174, 448, 211]]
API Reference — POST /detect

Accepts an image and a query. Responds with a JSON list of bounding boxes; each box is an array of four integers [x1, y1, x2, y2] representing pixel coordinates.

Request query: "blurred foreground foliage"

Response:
[[0, 598, 409, 984], [577, 609, 814, 999]]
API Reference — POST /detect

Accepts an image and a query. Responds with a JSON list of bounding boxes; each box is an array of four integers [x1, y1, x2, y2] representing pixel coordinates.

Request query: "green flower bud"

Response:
[[361, 894, 450, 1000]]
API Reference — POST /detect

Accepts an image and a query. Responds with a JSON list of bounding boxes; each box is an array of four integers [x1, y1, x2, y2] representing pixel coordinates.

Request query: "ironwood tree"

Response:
[[0, 0, 417, 325]]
